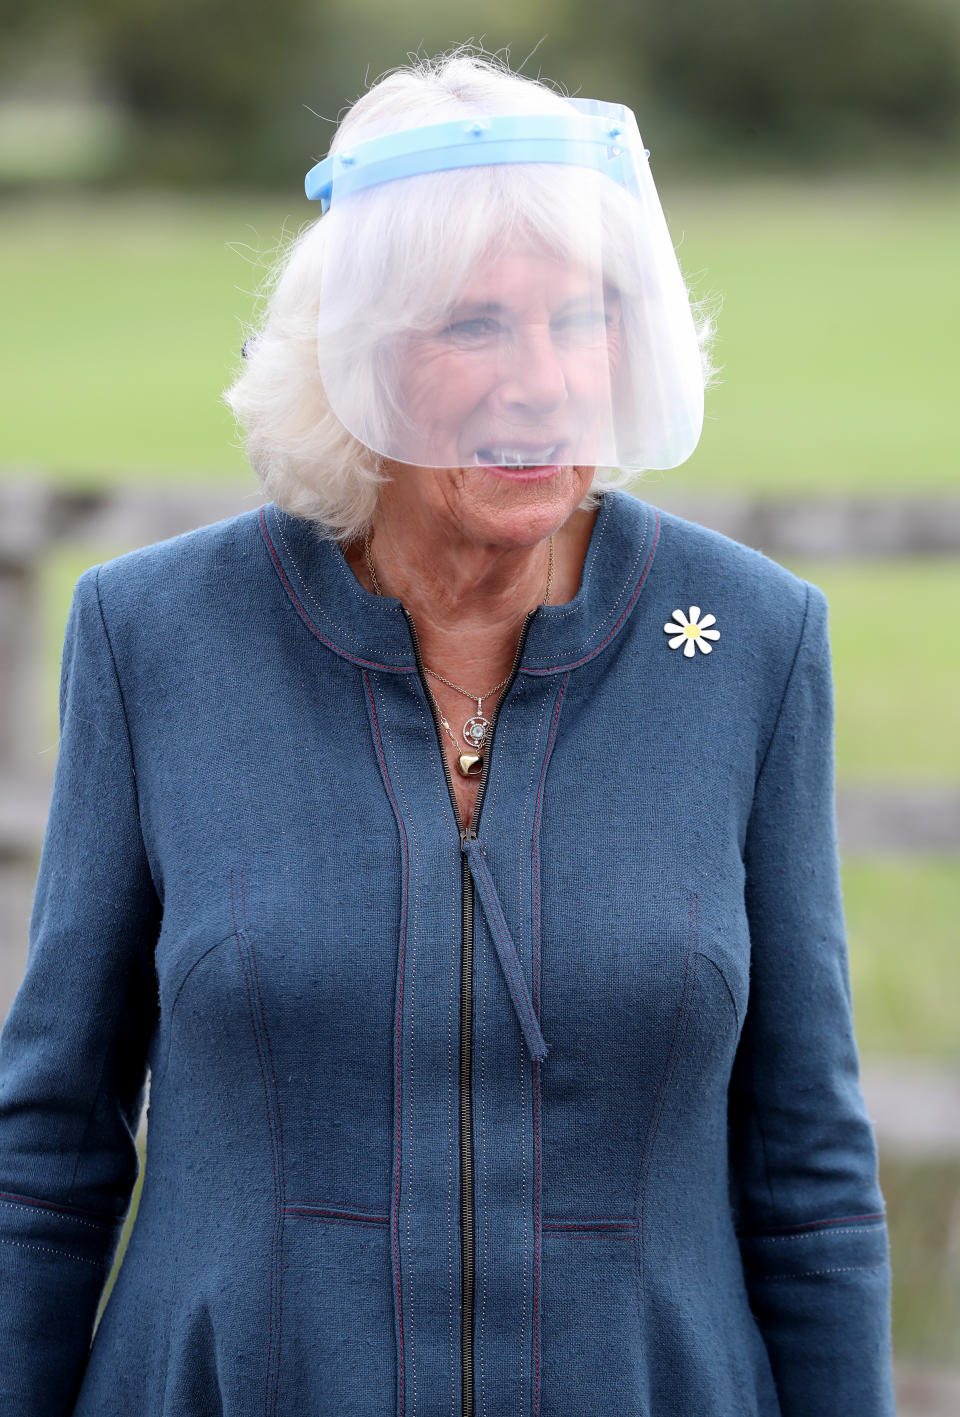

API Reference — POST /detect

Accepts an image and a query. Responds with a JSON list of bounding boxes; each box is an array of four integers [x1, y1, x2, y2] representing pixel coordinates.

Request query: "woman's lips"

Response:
[[478, 463, 563, 481], [471, 441, 568, 479]]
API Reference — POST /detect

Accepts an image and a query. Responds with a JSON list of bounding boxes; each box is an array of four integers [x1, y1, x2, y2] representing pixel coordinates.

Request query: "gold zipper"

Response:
[[401, 606, 536, 1417]]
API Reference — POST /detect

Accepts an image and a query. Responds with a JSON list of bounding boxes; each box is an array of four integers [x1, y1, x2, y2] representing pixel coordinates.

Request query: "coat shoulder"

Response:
[[92, 505, 266, 598], [65, 507, 280, 678], [650, 500, 813, 614], [647, 497, 822, 635], [637, 496, 827, 711]]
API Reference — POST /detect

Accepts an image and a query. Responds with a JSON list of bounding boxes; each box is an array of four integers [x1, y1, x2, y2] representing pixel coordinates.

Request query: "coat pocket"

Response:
[[538, 1219, 647, 1416], [274, 1205, 397, 1415]]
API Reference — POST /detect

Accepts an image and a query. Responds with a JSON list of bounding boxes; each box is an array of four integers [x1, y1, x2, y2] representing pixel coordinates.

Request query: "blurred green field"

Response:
[[783, 559, 960, 783], [1, 179, 958, 491], [844, 856, 960, 1062]]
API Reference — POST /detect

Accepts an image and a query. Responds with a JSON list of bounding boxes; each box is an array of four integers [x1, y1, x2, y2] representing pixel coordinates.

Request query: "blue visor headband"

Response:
[[304, 99, 648, 213]]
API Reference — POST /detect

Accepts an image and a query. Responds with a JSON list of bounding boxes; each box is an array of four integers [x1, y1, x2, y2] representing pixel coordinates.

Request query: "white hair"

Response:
[[223, 50, 718, 542]]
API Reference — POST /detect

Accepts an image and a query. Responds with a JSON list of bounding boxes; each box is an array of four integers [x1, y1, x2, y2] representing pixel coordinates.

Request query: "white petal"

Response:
[[670, 609, 688, 626], [700, 629, 720, 641], [668, 634, 686, 649], [697, 613, 716, 629], [695, 638, 713, 653], [687, 605, 701, 624], [683, 639, 696, 657], [664, 622, 683, 634]]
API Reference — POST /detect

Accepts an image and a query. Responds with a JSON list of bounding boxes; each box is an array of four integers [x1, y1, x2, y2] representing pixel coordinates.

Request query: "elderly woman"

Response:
[[0, 53, 894, 1417]]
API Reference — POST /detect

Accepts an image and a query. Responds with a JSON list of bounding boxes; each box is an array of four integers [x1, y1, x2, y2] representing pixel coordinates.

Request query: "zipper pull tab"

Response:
[[461, 833, 549, 1062]]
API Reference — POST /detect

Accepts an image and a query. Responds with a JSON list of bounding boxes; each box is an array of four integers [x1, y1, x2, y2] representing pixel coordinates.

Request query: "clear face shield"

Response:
[[304, 99, 703, 474]]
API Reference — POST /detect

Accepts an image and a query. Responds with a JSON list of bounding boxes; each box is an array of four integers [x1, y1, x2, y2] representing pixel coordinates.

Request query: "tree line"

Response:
[[3, 0, 959, 185]]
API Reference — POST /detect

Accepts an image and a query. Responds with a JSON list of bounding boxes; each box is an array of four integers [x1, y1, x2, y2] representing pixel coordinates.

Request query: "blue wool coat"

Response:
[[0, 488, 895, 1416]]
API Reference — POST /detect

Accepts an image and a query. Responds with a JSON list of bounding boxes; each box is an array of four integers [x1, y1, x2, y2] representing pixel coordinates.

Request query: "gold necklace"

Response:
[[362, 529, 554, 776]]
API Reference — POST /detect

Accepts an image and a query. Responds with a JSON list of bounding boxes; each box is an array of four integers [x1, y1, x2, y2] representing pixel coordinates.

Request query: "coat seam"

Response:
[[530, 673, 569, 1417], [695, 950, 741, 1036], [379, 681, 430, 1417], [741, 1225, 886, 1242], [522, 509, 660, 675], [759, 1263, 886, 1280], [363, 672, 412, 1415], [273, 508, 389, 656], [0, 1191, 121, 1227], [512, 688, 547, 1417], [64, 570, 156, 1205], [0, 1235, 109, 1268], [737, 1211, 886, 1236], [259, 508, 416, 672], [635, 894, 700, 1314], [751, 579, 813, 797], [522, 498, 643, 654], [742, 578, 814, 1216], [229, 871, 285, 1417], [243, 873, 287, 1417]]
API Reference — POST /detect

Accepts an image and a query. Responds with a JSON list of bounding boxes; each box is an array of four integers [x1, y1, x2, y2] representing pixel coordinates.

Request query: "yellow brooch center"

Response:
[[685, 623, 700, 638]]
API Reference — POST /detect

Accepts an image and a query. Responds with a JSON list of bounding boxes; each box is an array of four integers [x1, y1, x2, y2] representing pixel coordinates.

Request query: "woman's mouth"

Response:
[[472, 443, 565, 478]]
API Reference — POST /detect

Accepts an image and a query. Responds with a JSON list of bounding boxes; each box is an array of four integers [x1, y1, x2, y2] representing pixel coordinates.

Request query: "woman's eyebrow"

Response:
[[446, 300, 504, 319]]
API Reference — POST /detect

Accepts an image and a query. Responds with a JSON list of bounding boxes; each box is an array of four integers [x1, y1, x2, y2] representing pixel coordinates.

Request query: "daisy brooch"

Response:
[[664, 606, 720, 658]]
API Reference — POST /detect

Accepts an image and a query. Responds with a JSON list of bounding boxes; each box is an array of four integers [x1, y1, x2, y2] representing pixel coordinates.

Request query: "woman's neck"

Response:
[[346, 504, 597, 684]]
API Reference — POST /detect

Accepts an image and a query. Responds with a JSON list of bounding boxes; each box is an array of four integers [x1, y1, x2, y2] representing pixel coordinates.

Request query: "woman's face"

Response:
[[381, 247, 620, 550]]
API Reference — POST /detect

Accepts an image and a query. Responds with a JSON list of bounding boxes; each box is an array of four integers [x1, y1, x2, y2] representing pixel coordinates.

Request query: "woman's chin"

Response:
[[448, 464, 594, 546]]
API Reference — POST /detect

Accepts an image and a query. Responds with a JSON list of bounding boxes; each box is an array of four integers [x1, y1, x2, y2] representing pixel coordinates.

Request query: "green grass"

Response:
[[2, 180, 958, 493], [882, 1157, 960, 1363], [658, 175, 960, 496], [845, 855, 960, 1063], [0, 194, 286, 483], [783, 559, 960, 783]]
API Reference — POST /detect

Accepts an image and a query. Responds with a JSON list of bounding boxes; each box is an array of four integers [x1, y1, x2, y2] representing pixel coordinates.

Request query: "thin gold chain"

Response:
[[363, 529, 553, 710]]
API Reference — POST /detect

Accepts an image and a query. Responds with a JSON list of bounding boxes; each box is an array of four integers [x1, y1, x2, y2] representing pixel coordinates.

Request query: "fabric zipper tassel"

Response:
[[461, 833, 549, 1062]]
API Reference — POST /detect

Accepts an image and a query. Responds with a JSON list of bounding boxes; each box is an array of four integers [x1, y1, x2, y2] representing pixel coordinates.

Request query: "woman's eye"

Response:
[[442, 317, 501, 343], [552, 309, 612, 340]]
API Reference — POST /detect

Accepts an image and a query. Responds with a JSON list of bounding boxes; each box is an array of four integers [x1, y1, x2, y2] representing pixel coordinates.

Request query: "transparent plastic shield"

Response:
[[311, 101, 703, 471]]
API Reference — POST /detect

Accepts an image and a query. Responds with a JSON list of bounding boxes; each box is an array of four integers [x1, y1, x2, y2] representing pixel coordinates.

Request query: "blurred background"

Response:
[[1, 1, 958, 1409]]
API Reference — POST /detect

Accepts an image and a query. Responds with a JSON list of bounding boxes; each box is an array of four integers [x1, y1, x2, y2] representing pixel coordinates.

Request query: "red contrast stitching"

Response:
[[242, 875, 286, 1417], [363, 671, 409, 1411], [524, 509, 660, 676], [283, 1205, 390, 1226], [258, 509, 417, 673], [543, 1218, 638, 1232], [0, 1192, 119, 1226], [739, 1212, 886, 1237], [635, 893, 699, 1311], [230, 871, 281, 1417], [530, 673, 568, 1417]]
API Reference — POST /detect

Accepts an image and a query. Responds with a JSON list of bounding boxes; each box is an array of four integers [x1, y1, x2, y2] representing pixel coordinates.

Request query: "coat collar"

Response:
[[258, 489, 659, 676]]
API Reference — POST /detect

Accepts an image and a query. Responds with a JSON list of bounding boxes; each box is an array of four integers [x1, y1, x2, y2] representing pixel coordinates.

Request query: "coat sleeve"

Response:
[[730, 580, 896, 1415], [0, 566, 161, 1415]]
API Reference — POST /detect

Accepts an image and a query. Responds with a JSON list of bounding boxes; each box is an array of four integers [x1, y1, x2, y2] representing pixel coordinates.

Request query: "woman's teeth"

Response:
[[474, 445, 561, 469]]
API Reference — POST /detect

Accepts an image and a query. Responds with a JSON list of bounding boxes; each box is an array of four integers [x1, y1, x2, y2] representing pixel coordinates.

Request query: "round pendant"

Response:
[[463, 715, 490, 749]]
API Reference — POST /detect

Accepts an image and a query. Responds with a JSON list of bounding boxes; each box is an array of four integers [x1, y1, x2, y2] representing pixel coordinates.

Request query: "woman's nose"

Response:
[[495, 324, 568, 414]]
